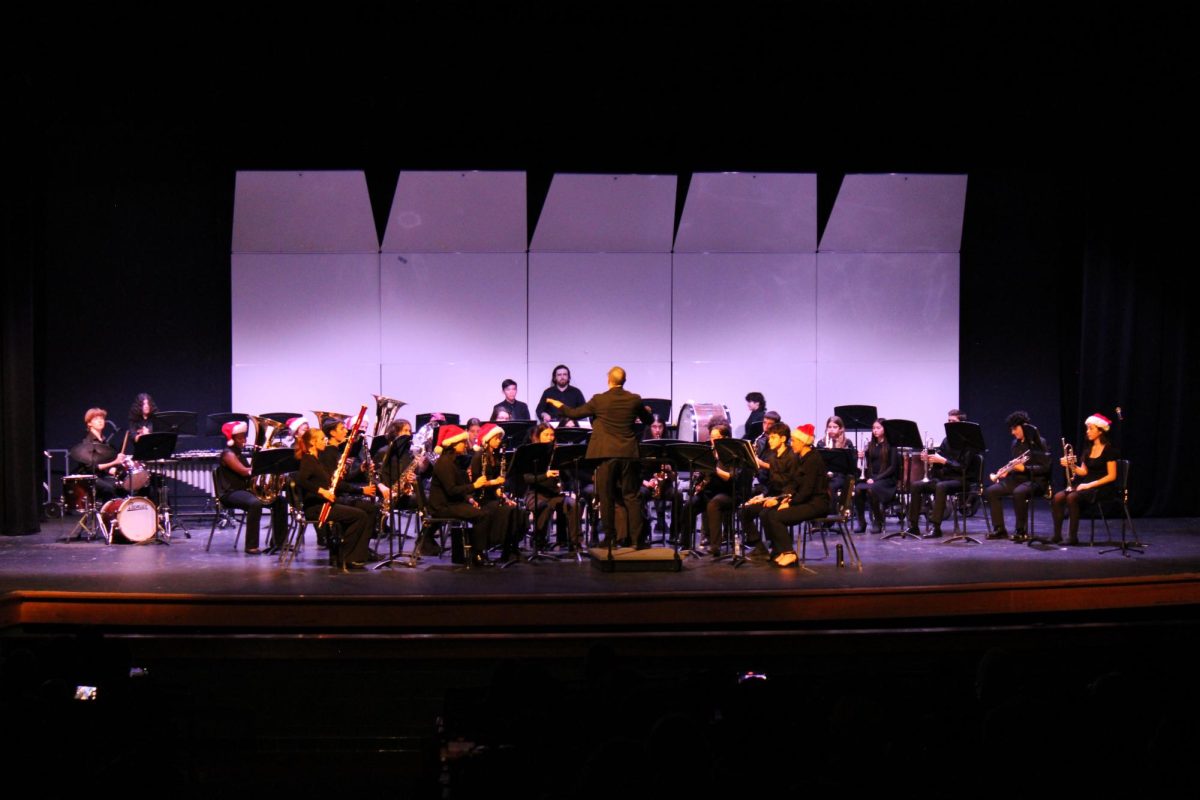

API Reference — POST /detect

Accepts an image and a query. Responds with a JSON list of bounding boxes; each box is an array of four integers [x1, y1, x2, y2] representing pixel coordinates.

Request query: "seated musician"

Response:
[[469, 423, 523, 564], [854, 418, 899, 533], [215, 421, 289, 554], [817, 414, 856, 506], [72, 408, 129, 502], [639, 415, 679, 538], [320, 417, 385, 550], [985, 410, 1051, 542], [759, 424, 831, 568], [294, 428, 374, 569], [128, 392, 158, 441], [522, 423, 581, 551], [904, 409, 973, 540], [490, 378, 532, 421], [752, 410, 782, 492], [429, 424, 497, 566], [740, 422, 798, 557], [688, 421, 740, 555], [1048, 413, 1118, 546]]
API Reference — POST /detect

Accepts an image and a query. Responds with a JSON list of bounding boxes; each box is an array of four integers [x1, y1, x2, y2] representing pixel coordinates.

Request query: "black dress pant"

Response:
[[307, 501, 372, 563], [908, 479, 963, 528], [595, 458, 644, 546], [221, 489, 289, 551], [761, 500, 830, 554], [985, 479, 1038, 533]]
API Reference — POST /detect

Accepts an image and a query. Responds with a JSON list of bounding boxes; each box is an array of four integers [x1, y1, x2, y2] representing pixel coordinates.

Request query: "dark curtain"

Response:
[[1072, 173, 1196, 516], [2, 153, 42, 535]]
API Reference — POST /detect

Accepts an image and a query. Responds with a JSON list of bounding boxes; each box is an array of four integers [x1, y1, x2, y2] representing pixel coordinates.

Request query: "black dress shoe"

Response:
[[345, 560, 367, 570], [921, 529, 943, 539], [986, 530, 1009, 540], [902, 525, 920, 537], [245, 547, 263, 555], [1011, 531, 1030, 543]]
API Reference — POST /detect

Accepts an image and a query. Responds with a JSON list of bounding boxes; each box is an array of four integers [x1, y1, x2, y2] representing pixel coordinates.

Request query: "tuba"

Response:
[[372, 395, 406, 439], [248, 415, 288, 503]]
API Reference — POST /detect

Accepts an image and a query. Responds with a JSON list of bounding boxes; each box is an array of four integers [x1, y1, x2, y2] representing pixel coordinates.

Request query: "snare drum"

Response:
[[100, 497, 158, 543], [118, 460, 151, 493], [63, 474, 98, 513]]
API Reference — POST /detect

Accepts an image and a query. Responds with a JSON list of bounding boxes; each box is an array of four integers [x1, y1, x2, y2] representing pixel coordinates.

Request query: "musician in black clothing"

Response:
[[128, 392, 158, 441], [744, 391, 767, 439], [523, 423, 581, 550], [903, 409, 972, 540], [294, 428, 373, 569], [429, 424, 496, 566], [72, 407, 128, 501], [854, 418, 899, 533], [689, 422, 740, 554], [817, 415, 856, 506], [740, 422, 800, 556], [320, 417, 384, 551], [760, 424, 830, 568], [490, 378, 532, 422], [469, 423, 523, 563], [536, 364, 586, 426], [752, 410, 782, 490], [639, 416, 679, 538], [985, 410, 1052, 542], [214, 421, 288, 554], [1049, 413, 1118, 546]]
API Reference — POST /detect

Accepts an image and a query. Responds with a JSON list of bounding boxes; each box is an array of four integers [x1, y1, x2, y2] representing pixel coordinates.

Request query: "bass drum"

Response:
[[676, 403, 731, 443], [100, 497, 158, 544], [63, 474, 98, 513]]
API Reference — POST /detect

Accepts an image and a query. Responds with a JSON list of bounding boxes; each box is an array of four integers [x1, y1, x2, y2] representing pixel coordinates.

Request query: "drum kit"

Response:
[[63, 437, 171, 545]]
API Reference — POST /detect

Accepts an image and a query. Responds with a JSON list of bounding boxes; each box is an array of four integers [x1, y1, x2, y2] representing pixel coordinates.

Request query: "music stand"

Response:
[[942, 421, 987, 544], [416, 412, 460, 429], [553, 427, 591, 446], [508, 442, 558, 562], [552, 443, 591, 559], [649, 441, 709, 556], [882, 419, 923, 540], [498, 420, 536, 447], [713, 437, 759, 567], [154, 411, 199, 436], [835, 404, 878, 451], [132, 432, 179, 543]]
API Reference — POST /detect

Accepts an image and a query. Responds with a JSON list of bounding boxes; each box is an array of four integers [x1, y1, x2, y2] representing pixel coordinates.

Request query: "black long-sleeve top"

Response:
[[762, 447, 801, 497], [793, 449, 831, 506], [536, 385, 586, 421], [429, 450, 475, 513], [865, 440, 899, 482], [297, 452, 365, 508], [1007, 436, 1051, 487], [490, 399, 531, 421]]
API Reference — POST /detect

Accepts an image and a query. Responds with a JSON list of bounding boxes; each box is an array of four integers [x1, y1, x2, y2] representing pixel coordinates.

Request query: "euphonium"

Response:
[[248, 414, 288, 503], [372, 395, 406, 439]]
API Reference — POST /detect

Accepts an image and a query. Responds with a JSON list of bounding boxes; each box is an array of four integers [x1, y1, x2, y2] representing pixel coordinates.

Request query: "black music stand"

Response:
[[509, 442, 559, 562], [713, 437, 759, 568], [261, 411, 303, 425], [882, 419, 923, 540], [552, 443, 591, 560], [671, 442, 716, 556], [154, 411, 199, 436], [835, 404, 878, 451], [416, 412, 460, 429], [132, 432, 179, 543], [942, 421, 987, 545], [553, 427, 591, 446], [498, 420, 536, 447]]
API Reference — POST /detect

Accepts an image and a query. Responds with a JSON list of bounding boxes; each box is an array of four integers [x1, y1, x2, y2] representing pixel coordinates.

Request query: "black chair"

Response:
[[1086, 460, 1141, 555], [412, 478, 471, 565], [800, 476, 862, 570], [204, 468, 245, 551]]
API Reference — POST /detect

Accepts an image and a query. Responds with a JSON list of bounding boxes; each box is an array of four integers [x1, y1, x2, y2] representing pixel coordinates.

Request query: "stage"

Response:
[[4, 510, 1198, 641]]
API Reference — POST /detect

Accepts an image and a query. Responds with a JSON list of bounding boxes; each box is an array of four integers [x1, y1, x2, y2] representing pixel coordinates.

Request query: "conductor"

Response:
[[546, 366, 654, 548]]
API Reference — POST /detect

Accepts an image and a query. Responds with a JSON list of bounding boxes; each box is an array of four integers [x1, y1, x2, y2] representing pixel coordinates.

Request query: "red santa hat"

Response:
[[478, 423, 504, 446], [1085, 413, 1112, 431], [222, 420, 248, 446], [792, 423, 816, 446], [434, 424, 468, 454]]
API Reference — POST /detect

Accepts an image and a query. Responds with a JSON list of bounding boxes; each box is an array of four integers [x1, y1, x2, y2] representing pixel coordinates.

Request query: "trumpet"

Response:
[[990, 451, 1030, 483], [1062, 438, 1076, 492]]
